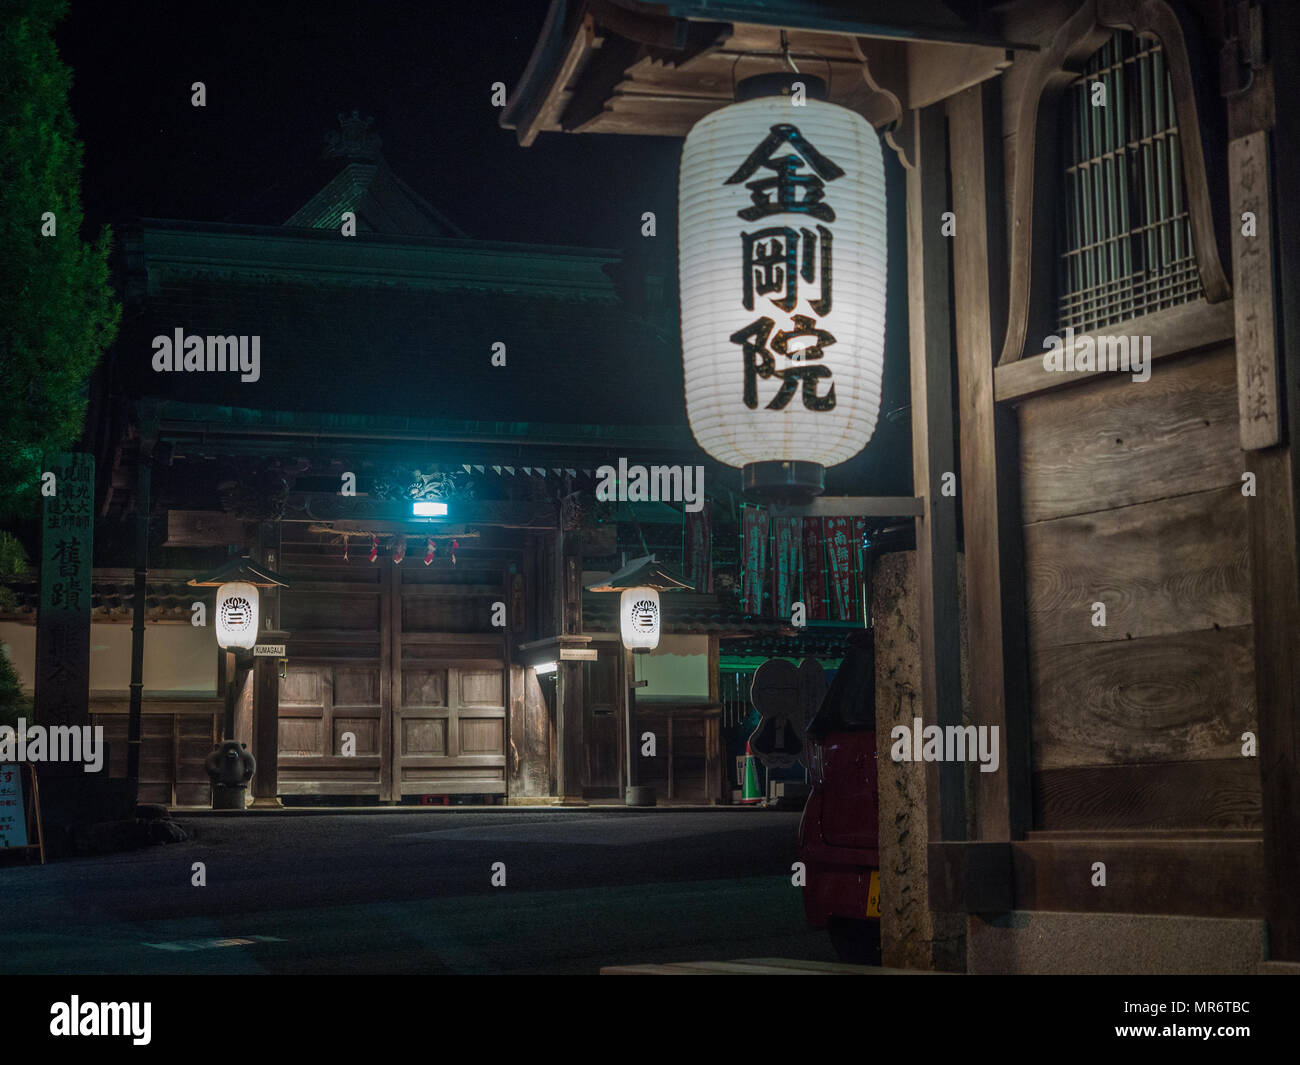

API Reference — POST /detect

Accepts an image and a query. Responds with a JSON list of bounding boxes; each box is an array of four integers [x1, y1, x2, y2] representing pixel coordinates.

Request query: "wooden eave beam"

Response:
[[856, 38, 1015, 114], [280, 494, 558, 530], [508, 4, 1030, 143]]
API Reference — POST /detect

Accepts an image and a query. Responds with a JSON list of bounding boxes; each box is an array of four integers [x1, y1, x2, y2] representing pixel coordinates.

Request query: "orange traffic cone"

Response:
[[741, 742, 762, 804]]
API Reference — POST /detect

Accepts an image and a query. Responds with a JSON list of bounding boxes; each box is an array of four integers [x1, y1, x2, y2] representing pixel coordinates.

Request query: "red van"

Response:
[[798, 628, 881, 964]]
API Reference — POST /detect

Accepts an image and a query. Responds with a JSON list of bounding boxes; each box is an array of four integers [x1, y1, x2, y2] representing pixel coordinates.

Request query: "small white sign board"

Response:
[[253, 644, 285, 657], [558, 648, 599, 661], [0, 764, 29, 848]]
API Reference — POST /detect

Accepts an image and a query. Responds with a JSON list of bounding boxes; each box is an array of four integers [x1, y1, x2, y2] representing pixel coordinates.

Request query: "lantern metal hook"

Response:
[[780, 30, 799, 74], [728, 42, 833, 100]]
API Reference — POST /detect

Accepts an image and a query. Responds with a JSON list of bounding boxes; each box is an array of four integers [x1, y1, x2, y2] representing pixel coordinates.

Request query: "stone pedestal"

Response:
[[873, 550, 969, 972]]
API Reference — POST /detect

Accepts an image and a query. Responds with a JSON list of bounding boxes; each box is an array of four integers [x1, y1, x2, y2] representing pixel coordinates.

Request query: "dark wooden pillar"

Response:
[[906, 103, 965, 842], [947, 80, 1031, 846], [249, 522, 285, 807], [249, 637, 286, 806], [1244, 1, 1300, 967], [554, 527, 585, 803], [381, 555, 398, 803]]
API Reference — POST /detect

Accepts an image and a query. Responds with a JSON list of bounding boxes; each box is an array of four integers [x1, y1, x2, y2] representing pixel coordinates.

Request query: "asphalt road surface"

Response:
[[0, 809, 838, 974]]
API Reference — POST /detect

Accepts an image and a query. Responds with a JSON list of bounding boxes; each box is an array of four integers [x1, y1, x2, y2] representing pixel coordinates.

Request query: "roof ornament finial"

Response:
[[325, 110, 382, 162]]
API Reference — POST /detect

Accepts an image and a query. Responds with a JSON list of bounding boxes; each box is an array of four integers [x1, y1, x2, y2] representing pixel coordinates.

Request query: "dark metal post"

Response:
[[624, 647, 637, 792], [126, 449, 152, 805], [222, 650, 237, 740]]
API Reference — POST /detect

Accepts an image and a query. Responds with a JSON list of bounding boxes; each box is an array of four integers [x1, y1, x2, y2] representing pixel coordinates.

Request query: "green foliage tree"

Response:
[[0, 647, 30, 731], [0, 531, 29, 576], [0, 531, 29, 612], [0, 0, 119, 521]]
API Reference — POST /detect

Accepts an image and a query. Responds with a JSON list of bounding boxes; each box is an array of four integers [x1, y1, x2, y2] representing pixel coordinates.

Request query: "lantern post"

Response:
[[188, 556, 291, 805], [587, 557, 693, 806]]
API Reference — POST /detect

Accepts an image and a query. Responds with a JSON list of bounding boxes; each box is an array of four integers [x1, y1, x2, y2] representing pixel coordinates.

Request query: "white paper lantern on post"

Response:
[[215, 581, 260, 650], [620, 587, 661, 653], [678, 74, 887, 500]]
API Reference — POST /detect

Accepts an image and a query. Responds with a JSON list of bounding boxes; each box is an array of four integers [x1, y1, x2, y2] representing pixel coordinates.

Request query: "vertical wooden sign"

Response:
[[1229, 131, 1281, 451], [34, 452, 95, 731]]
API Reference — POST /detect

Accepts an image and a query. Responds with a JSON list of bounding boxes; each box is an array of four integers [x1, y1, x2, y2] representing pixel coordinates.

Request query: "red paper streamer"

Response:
[[802, 517, 828, 620], [424, 538, 435, 565], [823, 517, 855, 621], [741, 505, 770, 615], [771, 517, 801, 617], [368, 534, 378, 563], [683, 505, 712, 593]]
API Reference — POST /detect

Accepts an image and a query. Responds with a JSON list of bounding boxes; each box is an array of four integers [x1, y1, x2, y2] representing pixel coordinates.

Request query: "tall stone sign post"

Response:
[[34, 453, 94, 739], [34, 452, 98, 836]]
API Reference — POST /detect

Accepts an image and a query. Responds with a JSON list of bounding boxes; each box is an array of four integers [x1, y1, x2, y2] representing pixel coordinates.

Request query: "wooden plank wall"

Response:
[[634, 707, 723, 803], [1018, 342, 1262, 832], [91, 701, 221, 807]]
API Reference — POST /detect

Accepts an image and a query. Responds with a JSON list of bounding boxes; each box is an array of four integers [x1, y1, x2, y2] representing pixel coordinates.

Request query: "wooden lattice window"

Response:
[[1058, 32, 1203, 332]]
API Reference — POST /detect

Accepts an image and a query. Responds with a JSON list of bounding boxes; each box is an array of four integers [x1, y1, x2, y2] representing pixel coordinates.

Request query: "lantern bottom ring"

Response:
[[743, 460, 825, 503]]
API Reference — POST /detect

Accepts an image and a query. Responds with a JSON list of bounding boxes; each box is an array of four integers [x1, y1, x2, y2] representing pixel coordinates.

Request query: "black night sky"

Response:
[[61, 0, 679, 249], [57, 0, 914, 497]]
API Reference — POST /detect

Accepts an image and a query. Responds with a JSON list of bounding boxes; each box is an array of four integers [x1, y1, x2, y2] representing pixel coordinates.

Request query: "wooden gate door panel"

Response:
[[274, 538, 509, 798], [392, 660, 506, 794], [390, 561, 508, 797], [276, 532, 389, 797], [583, 656, 622, 796], [278, 662, 383, 795]]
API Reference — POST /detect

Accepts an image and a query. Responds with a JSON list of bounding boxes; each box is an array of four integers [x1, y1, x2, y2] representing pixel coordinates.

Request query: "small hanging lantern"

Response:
[[620, 587, 661, 653], [588, 556, 692, 654], [214, 581, 259, 650], [677, 73, 888, 501], [188, 556, 290, 652]]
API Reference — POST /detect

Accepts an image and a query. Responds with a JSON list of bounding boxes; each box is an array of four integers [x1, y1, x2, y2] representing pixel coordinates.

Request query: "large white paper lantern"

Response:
[[679, 76, 887, 499], [620, 587, 661, 652], [215, 581, 260, 649]]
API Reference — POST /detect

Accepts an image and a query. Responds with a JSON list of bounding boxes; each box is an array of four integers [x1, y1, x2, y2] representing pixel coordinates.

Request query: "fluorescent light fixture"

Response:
[[533, 661, 557, 674], [412, 501, 448, 517]]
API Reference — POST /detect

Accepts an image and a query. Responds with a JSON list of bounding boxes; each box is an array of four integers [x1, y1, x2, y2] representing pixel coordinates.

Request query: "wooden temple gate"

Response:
[[275, 523, 511, 800]]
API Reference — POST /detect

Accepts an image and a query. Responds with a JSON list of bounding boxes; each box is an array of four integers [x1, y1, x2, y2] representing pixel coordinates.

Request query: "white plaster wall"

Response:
[[0, 622, 216, 693], [0, 623, 36, 690], [634, 634, 709, 697]]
